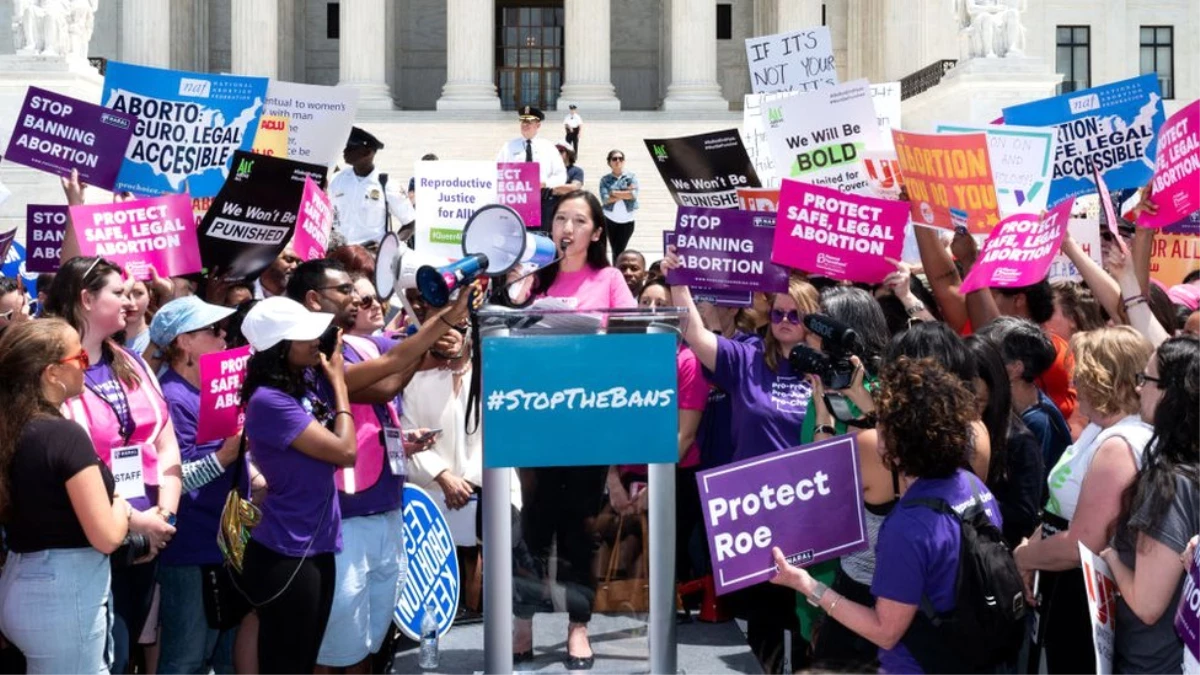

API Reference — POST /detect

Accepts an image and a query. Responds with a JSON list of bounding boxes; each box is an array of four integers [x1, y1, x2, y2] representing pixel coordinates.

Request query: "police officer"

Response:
[[329, 127, 416, 249], [496, 106, 566, 230]]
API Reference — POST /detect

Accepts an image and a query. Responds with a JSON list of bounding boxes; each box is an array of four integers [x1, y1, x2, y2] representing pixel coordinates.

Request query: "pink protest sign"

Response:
[[960, 198, 1075, 293], [1093, 168, 1128, 256], [772, 179, 908, 283], [197, 346, 252, 444], [496, 162, 541, 229], [70, 194, 201, 280], [1139, 100, 1199, 228], [294, 177, 332, 261]]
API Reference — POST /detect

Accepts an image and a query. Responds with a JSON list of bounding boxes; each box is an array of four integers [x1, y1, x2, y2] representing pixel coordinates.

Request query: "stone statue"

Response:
[[955, 0, 1026, 60], [67, 0, 99, 60], [12, 0, 92, 60]]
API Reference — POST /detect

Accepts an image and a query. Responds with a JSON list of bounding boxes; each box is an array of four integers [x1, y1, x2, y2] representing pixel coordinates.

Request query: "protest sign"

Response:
[[482, 333, 678, 468], [960, 198, 1075, 293], [697, 435, 867, 595], [102, 61, 268, 198], [1002, 74, 1166, 206], [251, 115, 288, 157], [1079, 542, 1117, 674], [1177, 540, 1200, 675], [936, 122, 1056, 216], [862, 150, 904, 200], [70, 193, 201, 280], [743, 91, 794, 186], [395, 484, 460, 640], [4, 87, 135, 191], [1047, 217, 1102, 282], [496, 162, 540, 229], [198, 151, 326, 283], [1139, 99, 1199, 228], [871, 82, 901, 148], [893, 130, 1002, 234], [745, 27, 837, 94], [737, 187, 780, 212], [1151, 213, 1200, 285], [645, 130, 761, 209], [763, 79, 881, 193], [773, 179, 908, 283], [293, 177, 332, 261], [260, 80, 358, 166], [665, 207, 788, 293], [414, 160, 498, 259], [0, 230, 14, 265], [197, 346, 251, 444], [663, 231, 754, 307], [24, 205, 69, 273]]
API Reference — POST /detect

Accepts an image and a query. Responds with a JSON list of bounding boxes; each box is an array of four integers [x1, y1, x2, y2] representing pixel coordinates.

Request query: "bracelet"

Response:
[[439, 315, 456, 328], [827, 592, 841, 616], [1122, 294, 1147, 309], [334, 410, 353, 420], [905, 301, 926, 317]]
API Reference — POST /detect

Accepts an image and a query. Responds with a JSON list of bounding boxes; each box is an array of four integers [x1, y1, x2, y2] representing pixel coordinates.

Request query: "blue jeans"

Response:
[[157, 565, 236, 675], [0, 548, 112, 674]]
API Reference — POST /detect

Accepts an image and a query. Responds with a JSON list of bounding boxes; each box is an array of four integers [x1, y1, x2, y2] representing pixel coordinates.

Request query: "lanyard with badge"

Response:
[[378, 400, 406, 477], [84, 368, 146, 499]]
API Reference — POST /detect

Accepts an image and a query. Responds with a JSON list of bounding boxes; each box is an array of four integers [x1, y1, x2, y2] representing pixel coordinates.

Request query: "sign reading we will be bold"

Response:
[[482, 333, 678, 469]]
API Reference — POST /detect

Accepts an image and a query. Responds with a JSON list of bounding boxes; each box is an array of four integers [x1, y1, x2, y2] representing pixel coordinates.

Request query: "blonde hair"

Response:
[[764, 274, 820, 371], [1070, 326, 1153, 418]]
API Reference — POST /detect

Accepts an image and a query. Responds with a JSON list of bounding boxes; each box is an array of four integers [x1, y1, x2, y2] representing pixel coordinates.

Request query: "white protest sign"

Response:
[[871, 82, 901, 149], [261, 80, 359, 167], [742, 91, 796, 187], [1079, 542, 1117, 675], [936, 122, 1057, 217], [414, 160, 497, 259], [745, 27, 837, 94], [1048, 217, 1103, 282], [763, 79, 881, 194]]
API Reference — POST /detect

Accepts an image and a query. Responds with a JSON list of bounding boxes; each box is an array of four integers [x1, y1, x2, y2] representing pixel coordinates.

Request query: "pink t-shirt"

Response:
[[542, 265, 636, 310], [620, 345, 710, 475]]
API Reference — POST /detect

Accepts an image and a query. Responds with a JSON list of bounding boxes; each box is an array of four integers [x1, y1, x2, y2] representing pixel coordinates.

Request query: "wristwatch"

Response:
[[905, 300, 926, 317], [806, 581, 829, 607]]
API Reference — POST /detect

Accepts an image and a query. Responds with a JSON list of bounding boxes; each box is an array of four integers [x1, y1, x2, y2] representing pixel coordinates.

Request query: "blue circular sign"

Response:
[[393, 484, 460, 640]]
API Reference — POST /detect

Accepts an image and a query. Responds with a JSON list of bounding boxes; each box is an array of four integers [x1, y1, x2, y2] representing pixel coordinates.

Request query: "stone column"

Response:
[[557, 0, 620, 110], [661, 0, 727, 110], [775, 0, 822, 34], [436, 0, 501, 110], [847, 0, 886, 83], [120, 0, 170, 67], [170, 0, 208, 71], [339, 0, 394, 110], [230, 0, 277, 77]]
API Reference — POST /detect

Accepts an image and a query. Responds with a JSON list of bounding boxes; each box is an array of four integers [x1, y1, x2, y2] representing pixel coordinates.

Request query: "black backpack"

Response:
[[898, 482, 1027, 673]]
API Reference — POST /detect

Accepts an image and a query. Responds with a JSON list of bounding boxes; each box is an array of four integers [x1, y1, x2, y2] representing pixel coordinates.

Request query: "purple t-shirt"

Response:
[[339, 335, 405, 519], [246, 381, 342, 556], [871, 469, 1003, 674], [158, 368, 248, 567], [697, 331, 761, 468], [710, 335, 811, 461]]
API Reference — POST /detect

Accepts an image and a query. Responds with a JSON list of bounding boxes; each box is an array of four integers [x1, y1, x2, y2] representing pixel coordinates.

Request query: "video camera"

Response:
[[788, 313, 862, 390]]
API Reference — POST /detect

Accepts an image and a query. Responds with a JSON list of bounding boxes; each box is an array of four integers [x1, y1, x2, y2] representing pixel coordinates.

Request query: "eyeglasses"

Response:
[[317, 283, 355, 296], [1136, 373, 1160, 387], [0, 299, 35, 322], [58, 349, 90, 369], [190, 323, 225, 337], [359, 294, 380, 309], [609, 156, 625, 162], [770, 309, 803, 325]]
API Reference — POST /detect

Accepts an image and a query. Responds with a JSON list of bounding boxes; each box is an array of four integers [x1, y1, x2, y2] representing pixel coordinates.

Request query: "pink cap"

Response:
[[1167, 283, 1200, 311]]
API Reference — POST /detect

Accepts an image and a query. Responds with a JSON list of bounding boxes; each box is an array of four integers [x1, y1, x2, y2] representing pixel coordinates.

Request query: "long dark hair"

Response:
[[0, 319, 74, 521], [533, 190, 610, 295], [966, 335, 1013, 483], [240, 341, 309, 405], [821, 286, 888, 376], [1114, 336, 1199, 548], [44, 256, 141, 387]]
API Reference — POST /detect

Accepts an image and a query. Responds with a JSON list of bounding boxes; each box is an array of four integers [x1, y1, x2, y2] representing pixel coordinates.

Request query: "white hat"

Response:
[[241, 297, 334, 352]]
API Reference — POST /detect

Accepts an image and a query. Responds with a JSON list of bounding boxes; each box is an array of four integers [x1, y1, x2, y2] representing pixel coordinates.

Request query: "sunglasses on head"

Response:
[[58, 349, 90, 369], [770, 309, 803, 325]]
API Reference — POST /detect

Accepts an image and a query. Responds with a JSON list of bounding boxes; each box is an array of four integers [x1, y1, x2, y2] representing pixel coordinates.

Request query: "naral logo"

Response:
[[767, 107, 784, 127], [235, 157, 254, 180], [651, 144, 668, 160], [100, 113, 130, 130]]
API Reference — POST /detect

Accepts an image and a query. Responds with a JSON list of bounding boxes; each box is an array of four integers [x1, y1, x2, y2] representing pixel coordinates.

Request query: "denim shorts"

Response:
[[0, 547, 112, 674], [316, 509, 407, 667]]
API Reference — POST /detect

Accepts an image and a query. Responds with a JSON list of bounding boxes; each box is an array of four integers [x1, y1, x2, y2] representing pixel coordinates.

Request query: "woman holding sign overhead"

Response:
[[44, 256, 184, 675], [661, 248, 818, 672]]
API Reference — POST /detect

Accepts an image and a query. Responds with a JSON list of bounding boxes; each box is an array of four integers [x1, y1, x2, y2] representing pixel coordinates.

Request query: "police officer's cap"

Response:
[[518, 106, 545, 122], [345, 126, 384, 151]]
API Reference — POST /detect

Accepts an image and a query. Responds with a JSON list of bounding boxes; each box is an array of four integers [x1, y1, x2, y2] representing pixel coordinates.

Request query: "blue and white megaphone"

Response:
[[415, 253, 489, 307], [460, 204, 560, 278], [373, 233, 449, 302]]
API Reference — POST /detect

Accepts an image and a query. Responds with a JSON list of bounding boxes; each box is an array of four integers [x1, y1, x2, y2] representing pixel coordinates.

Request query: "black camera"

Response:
[[789, 313, 862, 390], [318, 324, 340, 359], [112, 533, 151, 567]]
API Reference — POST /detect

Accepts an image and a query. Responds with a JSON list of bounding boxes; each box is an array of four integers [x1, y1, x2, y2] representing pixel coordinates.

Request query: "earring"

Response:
[[186, 355, 194, 368]]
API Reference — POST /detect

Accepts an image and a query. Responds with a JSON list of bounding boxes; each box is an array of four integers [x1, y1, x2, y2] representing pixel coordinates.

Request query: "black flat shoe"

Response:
[[513, 649, 534, 664], [564, 654, 595, 670]]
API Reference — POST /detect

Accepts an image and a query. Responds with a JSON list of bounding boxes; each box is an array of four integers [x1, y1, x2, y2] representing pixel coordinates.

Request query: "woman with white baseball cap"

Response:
[[236, 297, 358, 673]]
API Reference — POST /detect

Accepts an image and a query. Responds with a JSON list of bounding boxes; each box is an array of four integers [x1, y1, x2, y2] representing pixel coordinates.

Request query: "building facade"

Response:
[[2, 0, 1197, 113]]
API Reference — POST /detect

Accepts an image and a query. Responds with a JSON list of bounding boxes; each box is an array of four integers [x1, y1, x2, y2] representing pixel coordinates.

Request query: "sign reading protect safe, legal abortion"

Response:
[[70, 193, 201, 280], [666, 207, 789, 293], [697, 435, 867, 595], [482, 333, 678, 468], [197, 346, 251, 444], [960, 198, 1075, 293]]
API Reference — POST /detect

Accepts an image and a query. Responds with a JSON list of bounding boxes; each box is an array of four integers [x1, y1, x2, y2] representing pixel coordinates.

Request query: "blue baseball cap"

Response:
[[149, 296, 236, 348]]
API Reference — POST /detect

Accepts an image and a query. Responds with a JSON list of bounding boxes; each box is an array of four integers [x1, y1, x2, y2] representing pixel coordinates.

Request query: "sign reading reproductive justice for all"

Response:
[[70, 193, 201, 280], [197, 346, 251, 444]]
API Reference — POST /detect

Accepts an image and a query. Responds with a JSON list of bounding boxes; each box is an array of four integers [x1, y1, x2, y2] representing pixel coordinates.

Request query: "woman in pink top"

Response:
[[509, 191, 634, 670]]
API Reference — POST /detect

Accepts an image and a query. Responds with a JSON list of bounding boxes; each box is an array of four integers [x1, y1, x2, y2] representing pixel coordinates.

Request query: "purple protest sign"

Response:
[[3, 87, 135, 191], [665, 207, 788, 293], [960, 198, 1076, 294], [0, 229, 15, 264], [662, 231, 753, 306], [70, 194, 202, 281], [497, 162, 541, 229], [1178, 541, 1200, 673], [25, 205, 69, 273], [696, 435, 867, 595]]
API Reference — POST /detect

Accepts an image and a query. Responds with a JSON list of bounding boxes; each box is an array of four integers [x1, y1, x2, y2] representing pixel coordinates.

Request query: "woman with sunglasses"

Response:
[[146, 296, 248, 674], [598, 149, 639, 260], [349, 275, 385, 337], [44, 256, 182, 674], [0, 319, 132, 673]]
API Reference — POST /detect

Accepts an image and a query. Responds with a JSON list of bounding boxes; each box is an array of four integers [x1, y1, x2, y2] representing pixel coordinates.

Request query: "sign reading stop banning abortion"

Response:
[[197, 346, 251, 444], [496, 162, 540, 229], [959, 197, 1076, 293], [25, 204, 69, 273], [665, 207, 789, 293], [697, 435, 867, 595], [70, 193, 201, 280]]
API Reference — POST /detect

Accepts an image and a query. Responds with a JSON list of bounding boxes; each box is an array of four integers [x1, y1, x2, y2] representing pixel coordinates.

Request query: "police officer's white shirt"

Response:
[[564, 112, 583, 130], [495, 136, 567, 188], [328, 166, 416, 246]]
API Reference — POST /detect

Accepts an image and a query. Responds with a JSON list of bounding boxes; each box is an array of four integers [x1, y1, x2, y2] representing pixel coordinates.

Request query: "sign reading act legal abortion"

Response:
[[697, 436, 867, 595]]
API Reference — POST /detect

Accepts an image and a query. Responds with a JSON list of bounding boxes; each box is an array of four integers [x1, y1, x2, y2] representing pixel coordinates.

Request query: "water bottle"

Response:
[[418, 599, 439, 670]]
